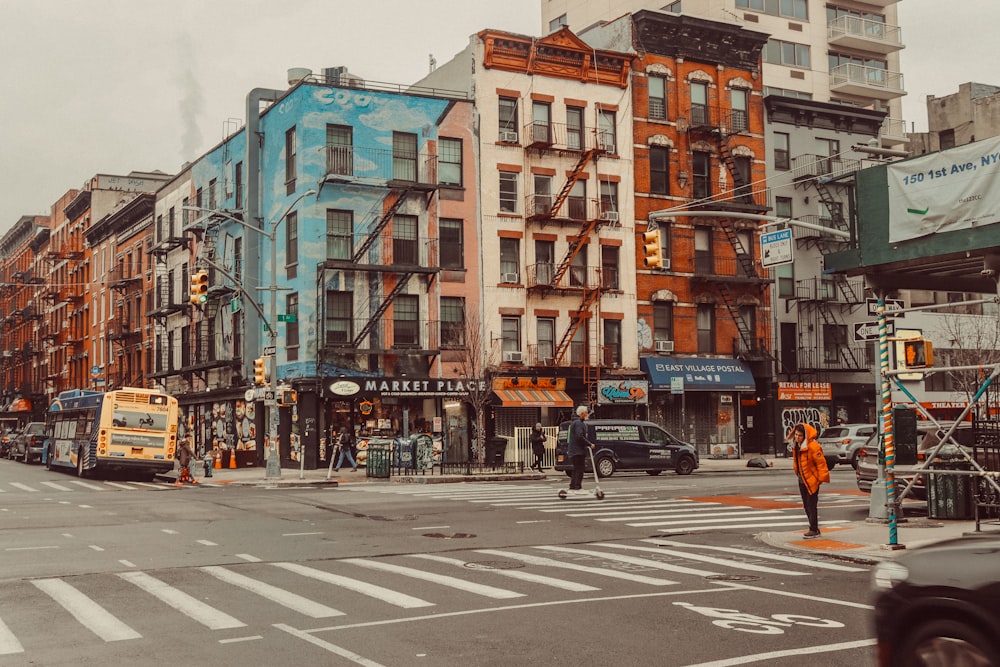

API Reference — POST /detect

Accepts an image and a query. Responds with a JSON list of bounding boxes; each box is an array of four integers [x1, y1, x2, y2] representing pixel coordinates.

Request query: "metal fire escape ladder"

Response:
[[548, 149, 598, 218], [351, 273, 415, 349], [351, 189, 411, 264], [717, 133, 755, 205], [551, 219, 601, 288], [812, 177, 851, 235], [550, 287, 602, 366]]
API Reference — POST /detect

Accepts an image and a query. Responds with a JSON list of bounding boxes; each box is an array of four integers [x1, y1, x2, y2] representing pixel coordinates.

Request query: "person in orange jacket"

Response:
[[791, 423, 829, 538]]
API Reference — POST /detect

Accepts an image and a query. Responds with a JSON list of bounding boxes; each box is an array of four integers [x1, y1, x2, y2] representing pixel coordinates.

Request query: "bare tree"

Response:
[[451, 309, 498, 463], [928, 308, 1000, 409]]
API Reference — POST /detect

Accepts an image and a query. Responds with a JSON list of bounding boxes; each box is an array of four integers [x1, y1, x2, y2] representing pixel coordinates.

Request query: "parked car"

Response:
[[554, 419, 699, 478], [873, 534, 1000, 666], [9, 422, 48, 464], [855, 422, 975, 499], [816, 423, 877, 469]]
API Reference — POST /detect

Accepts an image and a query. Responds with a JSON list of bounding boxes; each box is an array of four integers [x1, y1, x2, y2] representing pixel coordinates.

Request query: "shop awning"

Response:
[[641, 356, 756, 392], [494, 387, 574, 407]]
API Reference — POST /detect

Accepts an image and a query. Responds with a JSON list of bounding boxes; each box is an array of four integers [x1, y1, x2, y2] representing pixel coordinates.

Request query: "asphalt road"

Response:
[[0, 459, 880, 666]]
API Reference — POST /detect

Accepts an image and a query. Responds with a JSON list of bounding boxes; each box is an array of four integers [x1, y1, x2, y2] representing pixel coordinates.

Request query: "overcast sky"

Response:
[[1, 0, 997, 235]]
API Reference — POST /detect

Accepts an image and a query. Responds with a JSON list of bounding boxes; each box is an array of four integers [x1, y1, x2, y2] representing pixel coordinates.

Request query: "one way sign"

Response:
[[853, 320, 895, 342]]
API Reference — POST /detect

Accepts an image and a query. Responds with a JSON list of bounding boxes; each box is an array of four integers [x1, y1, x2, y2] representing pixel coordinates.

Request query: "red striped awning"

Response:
[[494, 387, 573, 407]]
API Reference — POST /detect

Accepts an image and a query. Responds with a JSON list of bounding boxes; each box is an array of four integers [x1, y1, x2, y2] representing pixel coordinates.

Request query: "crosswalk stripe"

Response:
[[644, 538, 867, 572], [9, 483, 37, 493], [538, 500, 706, 513], [118, 571, 246, 629], [484, 494, 647, 506], [40, 481, 73, 491], [408, 553, 601, 592], [533, 545, 720, 577], [622, 510, 785, 526], [272, 562, 435, 608], [342, 558, 525, 599], [68, 481, 107, 491], [102, 482, 138, 491], [657, 520, 837, 532], [565, 504, 739, 518], [32, 579, 141, 642], [129, 482, 169, 490], [475, 549, 677, 586], [0, 617, 24, 655], [199, 566, 344, 618], [588, 543, 810, 576]]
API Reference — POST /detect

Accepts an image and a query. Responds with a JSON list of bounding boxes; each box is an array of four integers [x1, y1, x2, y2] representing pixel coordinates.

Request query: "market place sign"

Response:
[[361, 378, 486, 397]]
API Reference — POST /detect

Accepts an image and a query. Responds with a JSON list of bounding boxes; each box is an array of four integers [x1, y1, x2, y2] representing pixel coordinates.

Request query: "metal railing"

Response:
[[325, 145, 438, 185]]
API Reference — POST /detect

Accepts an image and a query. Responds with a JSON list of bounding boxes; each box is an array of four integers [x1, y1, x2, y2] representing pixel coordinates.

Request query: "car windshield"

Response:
[[24, 423, 45, 435], [819, 428, 848, 439]]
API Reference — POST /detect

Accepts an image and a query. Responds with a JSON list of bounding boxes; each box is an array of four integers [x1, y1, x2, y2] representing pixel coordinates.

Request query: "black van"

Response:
[[554, 419, 699, 478]]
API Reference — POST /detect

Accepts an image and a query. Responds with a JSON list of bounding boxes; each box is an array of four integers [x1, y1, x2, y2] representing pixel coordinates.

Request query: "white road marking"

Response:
[[0, 617, 24, 655], [32, 578, 141, 642], [682, 639, 877, 667], [412, 525, 450, 530], [69, 481, 106, 491], [533, 545, 720, 577], [161, 529, 178, 535], [9, 483, 37, 493], [119, 560, 136, 568], [78, 505, 92, 509], [119, 571, 246, 630], [623, 511, 785, 526], [40, 481, 73, 491], [282, 532, 323, 537], [645, 539, 867, 572], [275, 623, 386, 667], [476, 549, 676, 586], [219, 635, 263, 644], [129, 482, 168, 490], [589, 543, 809, 576], [538, 500, 708, 513], [236, 554, 262, 562], [342, 558, 525, 599], [657, 520, 849, 533], [88, 545, 104, 552], [273, 562, 434, 608], [197, 540, 218, 546], [199, 566, 344, 618], [102, 482, 138, 491], [409, 553, 600, 592], [5, 546, 58, 552]]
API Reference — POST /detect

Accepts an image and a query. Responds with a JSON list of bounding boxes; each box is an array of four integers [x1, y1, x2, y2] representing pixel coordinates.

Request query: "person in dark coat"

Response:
[[528, 423, 547, 472], [176, 439, 197, 485], [567, 406, 594, 493], [334, 425, 358, 472]]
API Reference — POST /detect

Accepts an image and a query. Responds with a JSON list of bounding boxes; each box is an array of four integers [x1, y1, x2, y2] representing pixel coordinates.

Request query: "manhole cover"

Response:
[[705, 574, 762, 582], [421, 532, 477, 539], [464, 560, 525, 570]]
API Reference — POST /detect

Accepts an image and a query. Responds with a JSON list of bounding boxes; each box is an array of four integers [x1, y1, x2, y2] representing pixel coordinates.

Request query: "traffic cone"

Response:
[[213, 453, 222, 469], [229, 450, 237, 469]]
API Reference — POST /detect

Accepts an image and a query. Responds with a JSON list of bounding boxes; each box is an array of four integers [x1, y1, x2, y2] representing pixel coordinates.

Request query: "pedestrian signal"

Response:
[[279, 389, 297, 406], [642, 229, 663, 268], [901, 339, 933, 369], [189, 270, 209, 306]]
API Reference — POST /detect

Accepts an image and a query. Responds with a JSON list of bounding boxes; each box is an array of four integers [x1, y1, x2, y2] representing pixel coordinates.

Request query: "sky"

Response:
[[1, 0, 997, 235]]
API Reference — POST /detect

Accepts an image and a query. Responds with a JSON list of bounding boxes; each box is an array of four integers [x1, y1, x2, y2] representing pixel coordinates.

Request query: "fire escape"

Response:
[[43, 238, 86, 392], [317, 143, 441, 373], [787, 153, 867, 372], [106, 262, 143, 389], [685, 103, 773, 363]]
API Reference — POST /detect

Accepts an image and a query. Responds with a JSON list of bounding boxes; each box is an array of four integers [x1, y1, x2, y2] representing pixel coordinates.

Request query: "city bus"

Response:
[[45, 387, 179, 479]]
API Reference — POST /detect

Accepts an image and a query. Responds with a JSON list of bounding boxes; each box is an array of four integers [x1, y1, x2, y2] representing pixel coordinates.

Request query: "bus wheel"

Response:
[[76, 452, 87, 478]]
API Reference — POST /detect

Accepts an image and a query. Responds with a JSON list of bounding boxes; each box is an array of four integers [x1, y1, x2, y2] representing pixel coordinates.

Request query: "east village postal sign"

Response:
[[887, 134, 1000, 243]]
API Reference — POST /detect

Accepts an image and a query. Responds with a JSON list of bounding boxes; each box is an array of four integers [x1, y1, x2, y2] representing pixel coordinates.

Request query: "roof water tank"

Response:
[[287, 68, 312, 86]]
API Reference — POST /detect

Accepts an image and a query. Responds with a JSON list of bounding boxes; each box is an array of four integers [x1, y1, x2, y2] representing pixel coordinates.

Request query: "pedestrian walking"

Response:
[[175, 438, 197, 485], [791, 423, 829, 538], [568, 406, 594, 493], [334, 425, 358, 472], [529, 423, 547, 472]]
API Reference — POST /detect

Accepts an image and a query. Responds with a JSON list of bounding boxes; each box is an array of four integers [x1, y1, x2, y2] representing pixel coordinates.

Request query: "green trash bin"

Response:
[[366, 439, 392, 479], [926, 458, 974, 520]]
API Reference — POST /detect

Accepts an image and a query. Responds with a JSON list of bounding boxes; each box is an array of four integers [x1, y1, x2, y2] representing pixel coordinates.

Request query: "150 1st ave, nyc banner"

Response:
[[888, 135, 1000, 243]]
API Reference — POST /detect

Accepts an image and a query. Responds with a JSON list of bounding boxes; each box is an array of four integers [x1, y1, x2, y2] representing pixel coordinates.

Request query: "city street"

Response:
[[0, 459, 884, 666]]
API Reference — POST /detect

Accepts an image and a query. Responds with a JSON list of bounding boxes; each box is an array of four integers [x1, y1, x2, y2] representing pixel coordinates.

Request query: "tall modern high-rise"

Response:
[[541, 0, 907, 148]]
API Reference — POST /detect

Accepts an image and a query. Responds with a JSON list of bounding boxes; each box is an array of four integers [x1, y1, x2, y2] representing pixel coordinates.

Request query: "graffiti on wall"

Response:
[[780, 405, 831, 442]]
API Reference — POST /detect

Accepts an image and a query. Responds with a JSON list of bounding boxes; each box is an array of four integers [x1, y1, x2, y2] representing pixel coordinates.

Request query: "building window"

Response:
[[326, 209, 352, 260], [650, 146, 670, 195], [775, 196, 792, 220], [571, 322, 588, 365], [654, 301, 673, 342], [286, 293, 299, 361], [439, 137, 462, 186], [531, 174, 552, 216], [662, 1, 681, 13], [548, 13, 568, 32], [731, 88, 748, 132], [499, 97, 519, 142], [764, 86, 812, 100], [393, 132, 417, 182], [393, 214, 418, 265], [393, 295, 419, 347], [285, 126, 297, 194], [733, 155, 753, 202], [940, 129, 956, 150], [567, 179, 586, 220], [286, 211, 298, 279], [536, 317, 555, 364], [499, 171, 518, 213], [824, 324, 847, 363], [326, 124, 353, 176], [531, 102, 552, 144], [697, 304, 715, 354], [739, 305, 756, 353], [694, 226, 713, 274], [649, 75, 667, 120], [566, 106, 584, 150], [570, 243, 587, 287], [600, 181, 618, 220], [500, 238, 519, 282], [535, 240, 554, 286], [692, 151, 711, 200], [597, 109, 616, 152], [737, 0, 808, 20], [816, 137, 841, 175], [208, 178, 217, 210], [234, 162, 243, 210], [501, 316, 521, 355], [440, 297, 465, 348], [763, 39, 811, 68], [234, 237, 242, 283], [773, 132, 790, 170], [603, 320, 622, 367], [440, 219, 463, 269], [691, 81, 708, 125], [325, 291, 352, 345], [777, 263, 794, 298], [601, 245, 619, 290]]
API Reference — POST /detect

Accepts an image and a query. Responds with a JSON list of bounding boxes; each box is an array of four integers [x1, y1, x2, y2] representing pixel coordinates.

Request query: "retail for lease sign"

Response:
[[778, 382, 832, 401]]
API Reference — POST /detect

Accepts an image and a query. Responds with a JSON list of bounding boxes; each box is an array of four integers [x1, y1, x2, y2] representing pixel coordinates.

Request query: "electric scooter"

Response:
[[558, 446, 605, 500]]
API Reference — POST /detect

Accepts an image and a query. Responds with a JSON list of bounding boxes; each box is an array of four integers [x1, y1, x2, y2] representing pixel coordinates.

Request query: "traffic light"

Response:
[[189, 270, 209, 306], [253, 356, 270, 386], [901, 339, 933, 369], [278, 389, 297, 407], [642, 229, 663, 268]]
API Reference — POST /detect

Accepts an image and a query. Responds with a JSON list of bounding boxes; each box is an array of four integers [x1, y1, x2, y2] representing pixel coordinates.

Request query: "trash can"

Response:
[[926, 458, 974, 520], [486, 437, 507, 466], [366, 440, 392, 479]]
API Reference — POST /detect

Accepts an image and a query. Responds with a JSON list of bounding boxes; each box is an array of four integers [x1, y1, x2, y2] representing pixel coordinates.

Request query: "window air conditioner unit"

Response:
[[501, 272, 520, 284], [499, 130, 519, 143], [654, 340, 674, 353], [503, 350, 524, 363], [600, 210, 619, 222], [598, 137, 615, 152], [661, 258, 671, 270]]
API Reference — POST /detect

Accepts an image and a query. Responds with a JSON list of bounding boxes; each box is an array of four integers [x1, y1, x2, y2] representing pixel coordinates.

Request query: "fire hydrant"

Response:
[[203, 452, 214, 478]]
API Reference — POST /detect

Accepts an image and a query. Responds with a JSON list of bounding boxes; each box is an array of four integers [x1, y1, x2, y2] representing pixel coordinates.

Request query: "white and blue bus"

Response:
[[45, 388, 179, 479]]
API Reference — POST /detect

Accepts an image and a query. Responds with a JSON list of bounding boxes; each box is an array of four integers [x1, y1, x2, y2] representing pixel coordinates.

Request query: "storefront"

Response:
[[595, 379, 649, 419], [641, 356, 755, 458], [178, 388, 257, 468], [491, 376, 574, 437]]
